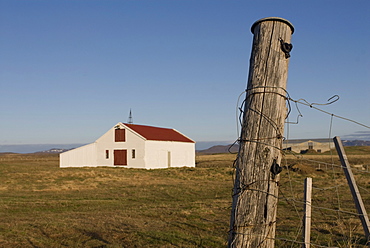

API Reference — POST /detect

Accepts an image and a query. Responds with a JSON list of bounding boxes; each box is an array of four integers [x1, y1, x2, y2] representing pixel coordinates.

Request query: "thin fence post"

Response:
[[303, 177, 312, 248], [333, 136, 370, 244]]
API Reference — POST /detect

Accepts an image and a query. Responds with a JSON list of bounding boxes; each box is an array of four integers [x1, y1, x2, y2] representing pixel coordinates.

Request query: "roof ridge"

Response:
[[122, 123, 195, 143]]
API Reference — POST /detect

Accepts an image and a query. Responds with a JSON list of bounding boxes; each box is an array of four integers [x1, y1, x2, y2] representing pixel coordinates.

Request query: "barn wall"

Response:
[[145, 141, 195, 169], [287, 141, 332, 153], [95, 125, 146, 168], [60, 143, 97, 167], [59, 122, 195, 169]]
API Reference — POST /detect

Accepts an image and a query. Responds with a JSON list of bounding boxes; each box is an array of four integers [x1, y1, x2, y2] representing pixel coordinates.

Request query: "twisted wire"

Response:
[[231, 86, 370, 247]]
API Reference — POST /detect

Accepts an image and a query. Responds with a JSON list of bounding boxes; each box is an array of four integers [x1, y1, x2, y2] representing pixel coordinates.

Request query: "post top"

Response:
[[251, 17, 294, 34]]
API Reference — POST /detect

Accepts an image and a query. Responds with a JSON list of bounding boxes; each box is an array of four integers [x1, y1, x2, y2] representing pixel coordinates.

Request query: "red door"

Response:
[[114, 150, 127, 166]]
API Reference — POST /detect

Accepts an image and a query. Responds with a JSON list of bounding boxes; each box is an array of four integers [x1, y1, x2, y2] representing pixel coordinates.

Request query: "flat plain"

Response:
[[0, 147, 369, 247]]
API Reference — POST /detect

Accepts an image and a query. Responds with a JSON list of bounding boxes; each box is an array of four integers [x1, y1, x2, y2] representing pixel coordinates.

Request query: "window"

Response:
[[105, 150, 109, 159], [115, 129, 126, 142], [132, 149, 136, 159], [308, 142, 313, 150]]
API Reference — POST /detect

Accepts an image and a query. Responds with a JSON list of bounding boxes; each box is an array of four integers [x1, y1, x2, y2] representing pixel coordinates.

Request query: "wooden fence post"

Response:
[[228, 17, 294, 247], [303, 177, 312, 248], [333, 136, 370, 243]]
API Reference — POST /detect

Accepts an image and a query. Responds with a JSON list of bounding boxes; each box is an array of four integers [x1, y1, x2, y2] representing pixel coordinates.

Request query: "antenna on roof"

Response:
[[128, 109, 133, 124]]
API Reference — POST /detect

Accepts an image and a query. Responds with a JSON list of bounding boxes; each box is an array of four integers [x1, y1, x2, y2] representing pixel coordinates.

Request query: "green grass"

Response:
[[0, 147, 369, 247]]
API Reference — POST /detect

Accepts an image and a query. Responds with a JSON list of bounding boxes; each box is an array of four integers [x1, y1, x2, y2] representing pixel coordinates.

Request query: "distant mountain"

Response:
[[195, 141, 234, 150], [197, 140, 370, 154], [197, 144, 239, 154], [0, 143, 85, 154], [342, 140, 370, 146], [36, 148, 72, 154]]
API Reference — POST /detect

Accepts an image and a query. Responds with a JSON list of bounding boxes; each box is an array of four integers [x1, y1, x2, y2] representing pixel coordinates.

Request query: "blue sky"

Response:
[[1, 0, 369, 151]]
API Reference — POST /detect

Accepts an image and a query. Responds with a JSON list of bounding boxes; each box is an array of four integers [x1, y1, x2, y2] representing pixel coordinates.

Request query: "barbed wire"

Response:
[[287, 95, 370, 129], [279, 155, 304, 248], [236, 87, 370, 134], [284, 153, 370, 174], [282, 197, 361, 217], [231, 87, 370, 247], [230, 231, 341, 247]]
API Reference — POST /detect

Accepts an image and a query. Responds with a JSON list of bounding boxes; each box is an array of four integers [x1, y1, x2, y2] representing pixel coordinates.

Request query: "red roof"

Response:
[[124, 123, 195, 143]]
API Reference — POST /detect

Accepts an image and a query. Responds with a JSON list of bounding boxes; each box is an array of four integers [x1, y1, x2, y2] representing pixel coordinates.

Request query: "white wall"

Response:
[[59, 123, 195, 169], [95, 124, 146, 168], [145, 141, 195, 169], [60, 143, 97, 167], [289, 141, 332, 153]]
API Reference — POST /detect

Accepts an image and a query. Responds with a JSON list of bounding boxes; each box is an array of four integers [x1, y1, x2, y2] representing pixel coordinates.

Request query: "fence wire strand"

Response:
[[231, 88, 370, 247]]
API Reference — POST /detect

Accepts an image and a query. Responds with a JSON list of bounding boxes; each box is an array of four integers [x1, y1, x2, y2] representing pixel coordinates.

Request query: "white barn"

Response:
[[283, 139, 333, 153], [60, 123, 196, 169]]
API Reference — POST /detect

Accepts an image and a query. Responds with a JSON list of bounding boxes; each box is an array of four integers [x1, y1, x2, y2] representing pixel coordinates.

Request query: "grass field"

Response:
[[0, 148, 370, 247]]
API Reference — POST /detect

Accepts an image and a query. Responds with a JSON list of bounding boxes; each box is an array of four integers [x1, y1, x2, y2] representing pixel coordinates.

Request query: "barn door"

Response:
[[114, 150, 127, 166]]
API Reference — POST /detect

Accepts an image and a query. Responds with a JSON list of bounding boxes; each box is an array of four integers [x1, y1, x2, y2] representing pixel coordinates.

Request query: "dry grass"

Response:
[[276, 147, 370, 247], [0, 153, 234, 247], [0, 147, 369, 247]]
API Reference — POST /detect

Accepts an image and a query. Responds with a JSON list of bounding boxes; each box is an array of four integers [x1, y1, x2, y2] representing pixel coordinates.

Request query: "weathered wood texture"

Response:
[[229, 17, 294, 248], [333, 136, 370, 243]]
